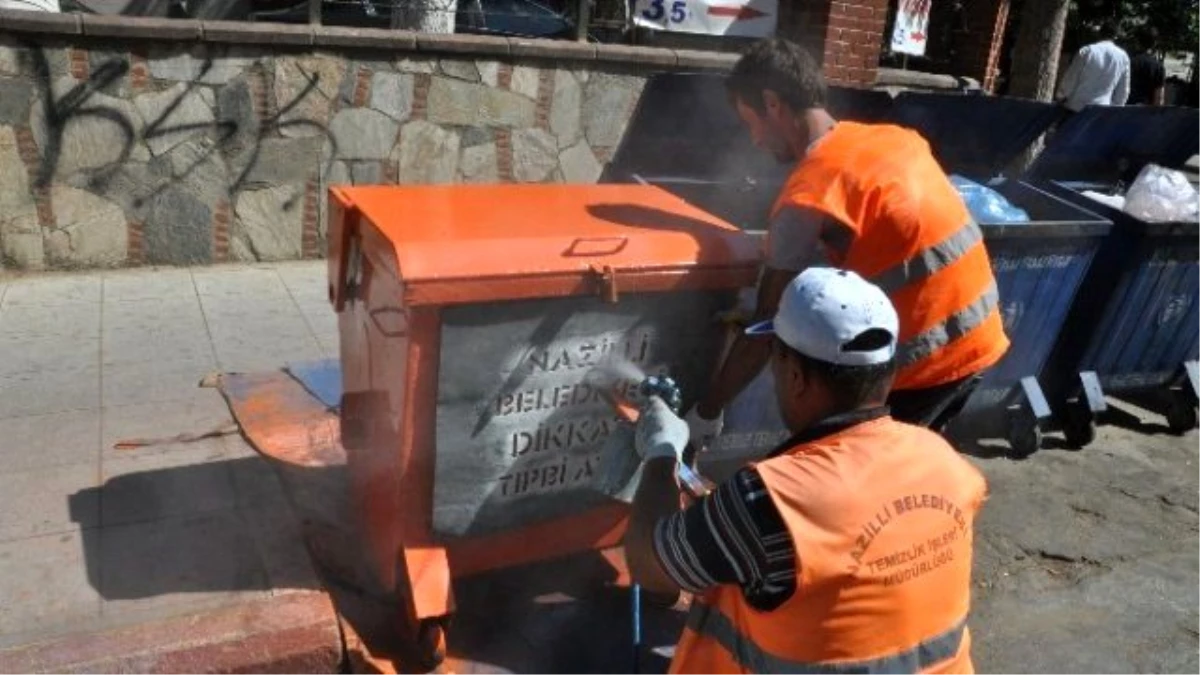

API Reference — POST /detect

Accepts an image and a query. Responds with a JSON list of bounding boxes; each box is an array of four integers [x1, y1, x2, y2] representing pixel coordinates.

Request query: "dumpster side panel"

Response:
[[1039, 181, 1200, 399], [1079, 238, 1200, 390], [1132, 259, 1200, 373], [431, 290, 735, 539], [961, 236, 1098, 415], [338, 222, 412, 600]]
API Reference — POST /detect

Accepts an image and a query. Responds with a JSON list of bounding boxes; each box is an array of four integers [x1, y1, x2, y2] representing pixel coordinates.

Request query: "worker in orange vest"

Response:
[[626, 267, 988, 674], [684, 38, 1010, 448]]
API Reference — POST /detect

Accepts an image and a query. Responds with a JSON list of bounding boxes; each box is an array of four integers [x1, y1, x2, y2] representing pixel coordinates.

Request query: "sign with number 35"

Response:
[[632, 0, 778, 38]]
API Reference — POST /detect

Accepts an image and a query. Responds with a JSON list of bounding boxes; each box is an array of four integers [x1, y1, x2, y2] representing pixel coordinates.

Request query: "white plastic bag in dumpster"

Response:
[[1081, 190, 1127, 211], [1123, 164, 1200, 223]]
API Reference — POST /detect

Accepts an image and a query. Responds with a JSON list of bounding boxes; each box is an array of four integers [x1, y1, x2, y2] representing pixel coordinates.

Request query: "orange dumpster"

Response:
[[326, 184, 761, 663]]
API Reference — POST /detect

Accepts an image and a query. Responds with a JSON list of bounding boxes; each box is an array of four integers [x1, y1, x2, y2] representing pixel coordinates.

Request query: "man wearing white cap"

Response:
[[625, 268, 988, 674]]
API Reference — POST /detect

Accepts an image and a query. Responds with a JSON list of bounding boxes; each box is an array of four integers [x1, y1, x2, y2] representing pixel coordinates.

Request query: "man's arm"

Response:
[[1153, 60, 1167, 105], [626, 458, 687, 594], [695, 207, 845, 419], [1114, 56, 1131, 106], [695, 268, 791, 418], [1057, 49, 1084, 105], [627, 465, 798, 605]]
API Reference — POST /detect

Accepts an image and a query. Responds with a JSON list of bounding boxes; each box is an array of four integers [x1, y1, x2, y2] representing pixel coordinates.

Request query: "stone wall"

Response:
[[0, 12, 735, 270]]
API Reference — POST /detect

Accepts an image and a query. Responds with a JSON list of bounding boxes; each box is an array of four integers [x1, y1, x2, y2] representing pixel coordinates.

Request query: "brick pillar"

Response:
[[955, 0, 1010, 92], [777, 0, 889, 89]]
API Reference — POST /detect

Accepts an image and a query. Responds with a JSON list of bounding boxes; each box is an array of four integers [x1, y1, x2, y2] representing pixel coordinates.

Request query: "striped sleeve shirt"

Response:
[[652, 466, 797, 611], [650, 407, 891, 611]]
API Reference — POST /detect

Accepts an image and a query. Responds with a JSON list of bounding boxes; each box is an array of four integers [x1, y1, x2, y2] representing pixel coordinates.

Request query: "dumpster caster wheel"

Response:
[[415, 617, 448, 670], [1062, 405, 1096, 449], [1165, 397, 1198, 435], [1006, 409, 1041, 459]]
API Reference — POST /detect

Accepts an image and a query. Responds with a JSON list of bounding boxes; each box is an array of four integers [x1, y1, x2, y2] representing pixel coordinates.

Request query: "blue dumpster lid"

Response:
[[602, 72, 780, 183], [602, 73, 898, 184], [827, 87, 895, 124], [1025, 106, 1200, 184], [887, 92, 1063, 179]]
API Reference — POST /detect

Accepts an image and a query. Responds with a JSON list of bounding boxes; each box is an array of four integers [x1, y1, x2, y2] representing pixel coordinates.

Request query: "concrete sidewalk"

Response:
[[0, 262, 338, 660]]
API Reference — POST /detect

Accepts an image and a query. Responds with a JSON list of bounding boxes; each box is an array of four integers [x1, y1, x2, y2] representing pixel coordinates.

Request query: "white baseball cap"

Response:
[[745, 267, 898, 366]]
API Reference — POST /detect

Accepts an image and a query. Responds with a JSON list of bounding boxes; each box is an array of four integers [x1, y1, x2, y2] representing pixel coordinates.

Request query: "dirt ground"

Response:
[[960, 396, 1199, 673]]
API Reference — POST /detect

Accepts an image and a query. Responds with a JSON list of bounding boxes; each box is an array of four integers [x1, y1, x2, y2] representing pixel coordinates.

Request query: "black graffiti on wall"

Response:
[[26, 44, 339, 209]]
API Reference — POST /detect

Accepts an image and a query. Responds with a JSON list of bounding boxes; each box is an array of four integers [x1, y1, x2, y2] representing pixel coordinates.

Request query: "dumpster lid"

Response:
[[602, 72, 895, 185], [888, 92, 1063, 178], [1026, 106, 1200, 183], [336, 184, 761, 305], [826, 86, 895, 124], [602, 72, 783, 184]]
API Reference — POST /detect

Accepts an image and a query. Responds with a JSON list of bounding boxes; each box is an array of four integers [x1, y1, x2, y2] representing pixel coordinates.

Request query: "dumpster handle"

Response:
[[589, 264, 620, 304], [564, 236, 629, 258]]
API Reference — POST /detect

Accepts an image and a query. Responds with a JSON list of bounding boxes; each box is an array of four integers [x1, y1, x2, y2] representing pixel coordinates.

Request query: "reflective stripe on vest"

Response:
[[898, 283, 1000, 368], [869, 220, 984, 294], [687, 603, 967, 674]]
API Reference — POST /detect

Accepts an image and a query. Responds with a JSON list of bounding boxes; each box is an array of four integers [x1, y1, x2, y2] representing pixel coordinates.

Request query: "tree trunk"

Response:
[[1008, 0, 1070, 101], [1190, 52, 1199, 108], [391, 0, 456, 32]]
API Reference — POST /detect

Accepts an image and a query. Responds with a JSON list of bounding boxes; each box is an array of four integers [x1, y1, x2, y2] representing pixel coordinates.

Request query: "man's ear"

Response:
[[762, 88, 784, 114], [786, 350, 808, 394]]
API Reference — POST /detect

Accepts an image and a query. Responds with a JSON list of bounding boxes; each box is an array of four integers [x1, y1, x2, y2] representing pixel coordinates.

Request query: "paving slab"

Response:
[[0, 301, 101, 341], [101, 268, 197, 303], [0, 408, 101, 472], [0, 463, 100, 542], [0, 366, 101, 419], [2, 275, 102, 308], [0, 531, 104, 648], [0, 263, 332, 672]]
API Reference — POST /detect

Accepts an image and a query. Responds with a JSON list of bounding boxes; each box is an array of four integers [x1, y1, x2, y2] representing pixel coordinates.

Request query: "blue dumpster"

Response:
[[1027, 106, 1200, 443], [607, 80, 1118, 457], [882, 93, 1112, 456], [601, 72, 788, 230], [956, 182, 1111, 455], [888, 91, 1065, 178], [602, 73, 901, 231]]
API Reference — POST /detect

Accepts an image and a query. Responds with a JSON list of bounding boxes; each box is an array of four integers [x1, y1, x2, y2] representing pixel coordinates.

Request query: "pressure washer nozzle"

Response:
[[639, 375, 682, 413]]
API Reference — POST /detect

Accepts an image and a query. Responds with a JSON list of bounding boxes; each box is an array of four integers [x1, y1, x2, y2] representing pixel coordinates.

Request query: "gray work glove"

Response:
[[635, 397, 690, 463], [684, 406, 724, 452]]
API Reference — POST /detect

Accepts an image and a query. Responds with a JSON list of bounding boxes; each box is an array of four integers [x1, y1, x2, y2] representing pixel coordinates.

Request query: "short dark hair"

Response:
[[1133, 25, 1158, 52], [726, 38, 828, 113], [780, 329, 896, 410]]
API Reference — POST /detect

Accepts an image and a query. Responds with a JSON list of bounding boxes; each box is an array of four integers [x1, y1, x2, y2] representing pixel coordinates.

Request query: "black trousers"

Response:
[[887, 373, 985, 433]]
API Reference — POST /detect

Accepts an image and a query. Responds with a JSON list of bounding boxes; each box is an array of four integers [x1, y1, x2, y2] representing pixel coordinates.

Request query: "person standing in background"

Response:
[[1057, 27, 1131, 113], [1128, 27, 1167, 106]]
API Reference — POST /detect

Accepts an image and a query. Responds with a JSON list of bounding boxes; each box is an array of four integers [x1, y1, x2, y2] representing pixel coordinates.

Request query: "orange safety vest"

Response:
[[670, 416, 987, 674], [771, 122, 1009, 390]]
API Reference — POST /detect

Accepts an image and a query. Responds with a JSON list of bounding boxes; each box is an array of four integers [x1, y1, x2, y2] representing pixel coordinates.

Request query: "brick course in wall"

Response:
[[212, 200, 231, 263], [777, 0, 889, 88]]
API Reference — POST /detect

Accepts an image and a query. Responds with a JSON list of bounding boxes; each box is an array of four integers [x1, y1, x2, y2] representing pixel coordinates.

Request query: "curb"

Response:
[[0, 592, 343, 674]]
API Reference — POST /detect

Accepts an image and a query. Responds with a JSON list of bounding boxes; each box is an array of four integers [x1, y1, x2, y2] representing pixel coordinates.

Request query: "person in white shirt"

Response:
[[1057, 33, 1131, 112]]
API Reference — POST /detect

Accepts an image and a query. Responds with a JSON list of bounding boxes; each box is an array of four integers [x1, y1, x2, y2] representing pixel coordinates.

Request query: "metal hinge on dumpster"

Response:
[[589, 264, 620, 304]]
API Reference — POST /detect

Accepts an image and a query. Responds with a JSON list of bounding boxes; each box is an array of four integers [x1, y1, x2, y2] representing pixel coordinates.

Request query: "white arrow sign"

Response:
[[633, 0, 779, 38]]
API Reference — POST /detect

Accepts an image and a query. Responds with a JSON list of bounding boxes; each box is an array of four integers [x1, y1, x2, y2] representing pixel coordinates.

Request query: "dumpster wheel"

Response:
[[1062, 404, 1096, 449], [1165, 396, 1198, 435], [1006, 408, 1041, 459]]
